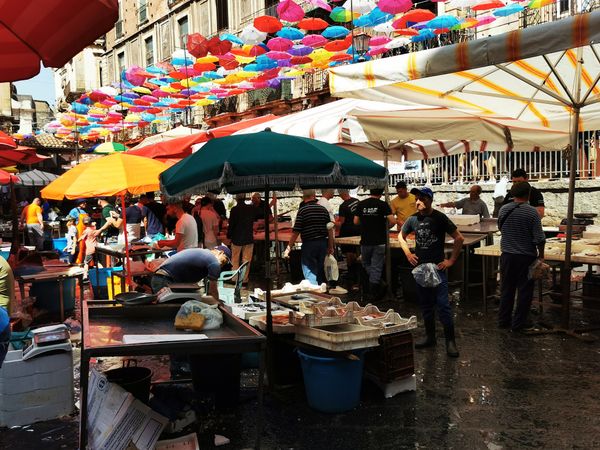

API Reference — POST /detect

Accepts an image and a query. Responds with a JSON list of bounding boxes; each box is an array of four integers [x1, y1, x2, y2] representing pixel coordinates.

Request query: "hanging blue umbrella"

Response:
[[322, 25, 350, 39], [220, 33, 244, 45], [146, 65, 167, 75], [493, 3, 524, 16], [411, 28, 436, 42], [276, 27, 305, 40], [426, 15, 460, 29], [353, 7, 393, 27]]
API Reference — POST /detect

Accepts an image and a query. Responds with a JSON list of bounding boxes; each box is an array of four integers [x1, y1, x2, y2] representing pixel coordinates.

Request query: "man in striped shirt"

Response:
[[498, 182, 546, 331], [287, 190, 335, 285]]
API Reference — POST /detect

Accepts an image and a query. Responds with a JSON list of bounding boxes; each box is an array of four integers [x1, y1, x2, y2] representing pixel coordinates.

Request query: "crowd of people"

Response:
[[1, 167, 548, 367]]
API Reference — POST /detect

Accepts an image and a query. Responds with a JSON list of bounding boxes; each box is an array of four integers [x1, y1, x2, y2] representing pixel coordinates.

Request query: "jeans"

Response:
[[151, 274, 174, 294], [499, 252, 537, 330], [301, 239, 328, 285], [361, 244, 386, 284], [0, 325, 10, 369], [415, 269, 453, 327]]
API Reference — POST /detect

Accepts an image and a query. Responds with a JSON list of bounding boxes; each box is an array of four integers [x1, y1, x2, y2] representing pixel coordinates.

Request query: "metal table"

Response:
[[80, 302, 267, 449], [457, 220, 498, 245], [17, 266, 85, 321]]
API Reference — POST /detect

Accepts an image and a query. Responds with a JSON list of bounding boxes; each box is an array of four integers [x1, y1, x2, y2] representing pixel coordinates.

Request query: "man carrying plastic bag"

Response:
[[398, 187, 464, 358]]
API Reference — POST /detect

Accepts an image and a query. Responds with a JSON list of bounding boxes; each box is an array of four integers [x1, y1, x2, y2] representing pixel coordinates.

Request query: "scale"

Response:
[[22, 324, 72, 361], [156, 283, 203, 303]]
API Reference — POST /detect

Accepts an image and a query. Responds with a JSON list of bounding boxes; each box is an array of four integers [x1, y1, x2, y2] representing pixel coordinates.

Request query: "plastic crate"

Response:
[[364, 331, 415, 383], [295, 323, 380, 351]]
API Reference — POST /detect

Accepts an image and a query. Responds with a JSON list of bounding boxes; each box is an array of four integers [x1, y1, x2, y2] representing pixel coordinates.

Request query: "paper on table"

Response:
[[155, 433, 200, 450], [123, 334, 208, 344]]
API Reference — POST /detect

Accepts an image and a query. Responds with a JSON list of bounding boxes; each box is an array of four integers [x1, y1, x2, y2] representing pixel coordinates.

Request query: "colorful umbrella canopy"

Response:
[[277, 0, 305, 22], [472, 0, 506, 10], [493, 3, 524, 15], [0, 169, 19, 185], [393, 9, 436, 28], [0, 131, 16, 149], [0, 0, 118, 82], [93, 142, 128, 154], [298, 18, 329, 31], [378, 0, 413, 14], [41, 153, 167, 200], [254, 15, 283, 33]]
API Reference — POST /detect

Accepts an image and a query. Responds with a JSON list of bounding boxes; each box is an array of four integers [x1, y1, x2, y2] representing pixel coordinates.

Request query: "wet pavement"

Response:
[[2, 279, 600, 449]]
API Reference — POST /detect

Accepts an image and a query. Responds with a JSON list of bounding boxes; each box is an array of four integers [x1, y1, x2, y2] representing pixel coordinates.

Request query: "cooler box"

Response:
[[0, 348, 74, 426], [90, 266, 123, 299]]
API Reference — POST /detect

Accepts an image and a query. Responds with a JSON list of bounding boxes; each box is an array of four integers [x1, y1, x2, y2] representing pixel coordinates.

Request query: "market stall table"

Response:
[[474, 244, 600, 313], [16, 265, 85, 321], [335, 233, 488, 301], [80, 301, 267, 449]]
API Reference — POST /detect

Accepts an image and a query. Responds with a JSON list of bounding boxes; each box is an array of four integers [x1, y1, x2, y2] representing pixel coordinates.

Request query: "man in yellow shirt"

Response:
[[20, 197, 44, 251], [389, 181, 417, 229]]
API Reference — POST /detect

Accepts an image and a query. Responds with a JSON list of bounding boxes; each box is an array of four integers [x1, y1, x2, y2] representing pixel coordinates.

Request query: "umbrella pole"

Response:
[[560, 105, 580, 329], [273, 194, 281, 285], [382, 143, 393, 300], [264, 187, 274, 386], [120, 195, 133, 289], [9, 179, 19, 265]]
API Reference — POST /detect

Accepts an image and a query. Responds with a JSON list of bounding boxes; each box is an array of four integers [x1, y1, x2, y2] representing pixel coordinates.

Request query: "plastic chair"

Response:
[[207, 261, 249, 305]]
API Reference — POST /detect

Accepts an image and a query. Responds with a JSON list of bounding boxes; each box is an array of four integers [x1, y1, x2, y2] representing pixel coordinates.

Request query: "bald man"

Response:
[[440, 185, 490, 219]]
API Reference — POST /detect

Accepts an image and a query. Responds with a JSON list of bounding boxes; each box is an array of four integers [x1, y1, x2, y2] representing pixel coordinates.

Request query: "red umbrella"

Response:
[[0, 0, 118, 82], [291, 55, 313, 64], [207, 36, 232, 56], [472, 0, 505, 10], [393, 9, 436, 28], [193, 62, 217, 72], [0, 169, 19, 185], [324, 39, 351, 52], [218, 54, 240, 70], [298, 18, 329, 31], [394, 27, 420, 36], [330, 53, 353, 61], [0, 131, 16, 149], [0, 146, 49, 166], [254, 15, 283, 33], [187, 33, 210, 58]]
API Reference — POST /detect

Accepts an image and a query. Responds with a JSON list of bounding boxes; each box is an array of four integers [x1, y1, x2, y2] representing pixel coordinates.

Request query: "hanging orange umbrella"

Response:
[[253, 15, 283, 33], [393, 9, 436, 28], [471, 0, 505, 10], [297, 17, 329, 31]]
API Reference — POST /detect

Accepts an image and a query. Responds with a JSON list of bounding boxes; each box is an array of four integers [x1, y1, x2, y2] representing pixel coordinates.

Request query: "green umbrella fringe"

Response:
[[160, 174, 387, 198]]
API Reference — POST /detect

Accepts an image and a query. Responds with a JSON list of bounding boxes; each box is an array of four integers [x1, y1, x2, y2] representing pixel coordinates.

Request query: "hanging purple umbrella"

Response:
[[288, 44, 313, 56]]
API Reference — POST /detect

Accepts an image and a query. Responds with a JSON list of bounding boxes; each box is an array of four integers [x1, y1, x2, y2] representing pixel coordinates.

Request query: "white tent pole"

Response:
[[560, 46, 583, 329]]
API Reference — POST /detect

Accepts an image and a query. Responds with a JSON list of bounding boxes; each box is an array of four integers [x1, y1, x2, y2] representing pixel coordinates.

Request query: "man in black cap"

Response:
[[399, 187, 464, 357], [389, 180, 417, 229], [497, 182, 545, 331], [501, 168, 545, 218]]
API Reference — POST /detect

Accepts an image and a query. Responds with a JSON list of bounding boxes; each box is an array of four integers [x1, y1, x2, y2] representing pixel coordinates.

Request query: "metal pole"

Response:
[[382, 143, 393, 299], [264, 187, 274, 385]]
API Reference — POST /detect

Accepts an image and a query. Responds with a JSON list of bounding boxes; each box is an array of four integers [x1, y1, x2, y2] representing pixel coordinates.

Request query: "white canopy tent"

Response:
[[329, 10, 600, 328], [130, 125, 202, 150]]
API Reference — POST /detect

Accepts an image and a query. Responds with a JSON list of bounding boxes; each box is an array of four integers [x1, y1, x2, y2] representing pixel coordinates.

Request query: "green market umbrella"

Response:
[[160, 129, 387, 196], [160, 130, 387, 377]]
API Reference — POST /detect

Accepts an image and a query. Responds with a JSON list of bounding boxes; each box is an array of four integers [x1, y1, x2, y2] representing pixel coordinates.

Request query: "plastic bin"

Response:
[[53, 238, 68, 252], [89, 267, 123, 299], [105, 362, 152, 404], [30, 279, 77, 314], [297, 348, 364, 413]]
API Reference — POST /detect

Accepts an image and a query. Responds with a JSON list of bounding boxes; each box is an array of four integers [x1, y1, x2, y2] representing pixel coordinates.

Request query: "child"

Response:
[[64, 219, 78, 263], [78, 217, 97, 279]]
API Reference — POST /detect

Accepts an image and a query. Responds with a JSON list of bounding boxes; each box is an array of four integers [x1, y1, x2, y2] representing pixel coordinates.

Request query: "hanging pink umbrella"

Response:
[[308, 0, 333, 11], [267, 37, 294, 51], [378, 0, 413, 14], [125, 66, 148, 86], [266, 51, 292, 60], [475, 15, 497, 25], [277, 0, 305, 22], [370, 36, 392, 46], [367, 46, 389, 56], [302, 34, 328, 47]]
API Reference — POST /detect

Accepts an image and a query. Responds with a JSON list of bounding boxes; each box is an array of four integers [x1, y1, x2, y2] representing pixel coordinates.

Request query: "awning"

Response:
[[129, 125, 203, 151], [0, 146, 49, 166], [14, 169, 59, 186], [329, 11, 600, 132]]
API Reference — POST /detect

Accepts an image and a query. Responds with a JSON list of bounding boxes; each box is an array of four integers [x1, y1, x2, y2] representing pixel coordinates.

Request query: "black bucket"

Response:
[[105, 360, 152, 404]]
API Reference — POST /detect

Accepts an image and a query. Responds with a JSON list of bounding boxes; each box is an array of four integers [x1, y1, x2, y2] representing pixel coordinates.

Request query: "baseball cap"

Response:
[[395, 180, 407, 189], [75, 198, 87, 205], [213, 244, 232, 263], [410, 187, 434, 199]]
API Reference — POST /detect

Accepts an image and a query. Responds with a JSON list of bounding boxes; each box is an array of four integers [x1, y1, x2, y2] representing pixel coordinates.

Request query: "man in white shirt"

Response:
[[318, 188, 335, 222], [156, 201, 198, 252]]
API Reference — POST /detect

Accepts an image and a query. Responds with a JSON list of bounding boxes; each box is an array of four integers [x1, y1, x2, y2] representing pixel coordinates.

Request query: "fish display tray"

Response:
[[355, 310, 418, 335], [295, 323, 380, 351], [249, 313, 295, 334], [230, 302, 290, 321]]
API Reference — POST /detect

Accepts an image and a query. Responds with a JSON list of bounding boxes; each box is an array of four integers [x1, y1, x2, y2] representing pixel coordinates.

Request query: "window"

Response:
[[117, 52, 126, 76], [160, 21, 172, 60], [177, 16, 189, 46], [265, 0, 277, 16], [216, 0, 229, 31], [144, 36, 154, 66], [558, 0, 569, 13], [138, 0, 148, 24]]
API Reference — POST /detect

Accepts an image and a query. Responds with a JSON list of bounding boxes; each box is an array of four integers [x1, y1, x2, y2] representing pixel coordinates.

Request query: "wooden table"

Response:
[[17, 266, 85, 321], [336, 234, 488, 301], [474, 244, 600, 312]]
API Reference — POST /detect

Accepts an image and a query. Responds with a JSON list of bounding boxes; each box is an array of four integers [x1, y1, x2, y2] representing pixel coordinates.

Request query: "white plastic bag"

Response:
[[412, 263, 442, 288], [175, 300, 223, 330], [493, 176, 509, 199], [324, 254, 339, 282]]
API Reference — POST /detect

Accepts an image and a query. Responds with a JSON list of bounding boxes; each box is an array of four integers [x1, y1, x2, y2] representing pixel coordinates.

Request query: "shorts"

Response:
[[84, 254, 94, 264]]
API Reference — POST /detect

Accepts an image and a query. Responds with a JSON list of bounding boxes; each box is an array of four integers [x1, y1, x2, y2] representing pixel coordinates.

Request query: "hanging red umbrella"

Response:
[[0, 131, 16, 149], [0, 169, 19, 185], [324, 39, 351, 52], [472, 0, 505, 10], [218, 54, 240, 70], [247, 45, 268, 56], [0, 0, 118, 82], [194, 62, 217, 72], [393, 9, 436, 28], [297, 17, 329, 31], [330, 53, 353, 61], [254, 15, 283, 33], [394, 27, 420, 36], [291, 55, 313, 64], [277, 0, 305, 22], [187, 33, 210, 58], [207, 36, 232, 55]]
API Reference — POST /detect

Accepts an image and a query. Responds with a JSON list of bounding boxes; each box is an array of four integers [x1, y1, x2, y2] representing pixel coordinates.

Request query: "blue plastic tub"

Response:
[[0, 251, 9, 261], [30, 279, 77, 314], [53, 238, 68, 252], [297, 348, 365, 413], [89, 266, 123, 298]]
